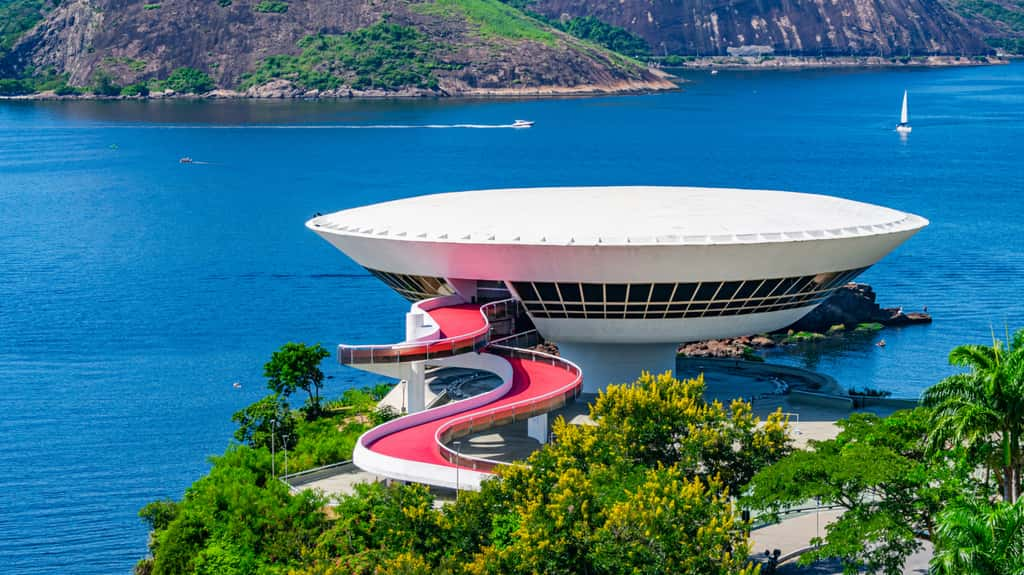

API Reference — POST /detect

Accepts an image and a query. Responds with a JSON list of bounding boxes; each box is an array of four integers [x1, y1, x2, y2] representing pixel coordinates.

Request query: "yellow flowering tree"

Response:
[[592, 371, 792, 493]]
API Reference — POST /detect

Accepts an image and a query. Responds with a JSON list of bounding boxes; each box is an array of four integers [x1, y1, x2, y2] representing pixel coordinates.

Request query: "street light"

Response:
[[270, 417, 277, 478], [283, 433, 290, 477]]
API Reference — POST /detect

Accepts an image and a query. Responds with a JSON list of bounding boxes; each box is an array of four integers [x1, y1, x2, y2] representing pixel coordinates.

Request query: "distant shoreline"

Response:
[[0, 56, 1012, 102], [657, 54, 1009, 70]]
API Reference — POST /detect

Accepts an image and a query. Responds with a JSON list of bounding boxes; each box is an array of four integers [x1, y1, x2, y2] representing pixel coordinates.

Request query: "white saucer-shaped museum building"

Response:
[[308, 186, 927, 393]]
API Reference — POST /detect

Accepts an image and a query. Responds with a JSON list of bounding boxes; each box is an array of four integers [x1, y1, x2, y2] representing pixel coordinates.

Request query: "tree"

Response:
[[231, 393, 296, 450], [263, 342, 331, 417], [591, 370, 792, 494], [923, 328, 1024, 502], [932, 497, 1024, 575], [743, 409, 965, 575], [163, 67, 214, 94], [91, 69, 121, 96]]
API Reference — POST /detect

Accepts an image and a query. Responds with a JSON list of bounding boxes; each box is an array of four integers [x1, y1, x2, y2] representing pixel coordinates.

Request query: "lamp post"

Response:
[[283, 433, 290, 477], [270, 418, 277, 478]]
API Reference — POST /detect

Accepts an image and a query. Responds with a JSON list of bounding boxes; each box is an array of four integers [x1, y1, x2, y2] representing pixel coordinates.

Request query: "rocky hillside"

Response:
[[523, 0, 993, 56], [0, 0, 673, 96]]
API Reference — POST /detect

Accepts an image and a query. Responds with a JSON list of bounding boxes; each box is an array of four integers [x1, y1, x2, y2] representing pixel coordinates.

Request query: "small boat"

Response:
[[512, 120, 534, 128], [710, 69, 719, 75], [896, 90, 912, 134], [232, 382, 242, 389], [179, 156, 193, 164], [876, 339, 887, 348]]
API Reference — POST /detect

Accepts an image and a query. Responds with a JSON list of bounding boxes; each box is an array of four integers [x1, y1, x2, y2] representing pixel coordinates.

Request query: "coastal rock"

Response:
[[789, 283, 931, 333], [678, 283, 932, 358], [245, 80, 301, 99]]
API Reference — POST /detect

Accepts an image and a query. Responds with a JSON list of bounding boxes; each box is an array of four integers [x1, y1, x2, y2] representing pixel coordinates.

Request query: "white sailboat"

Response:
[[896, 90, 912, 134]]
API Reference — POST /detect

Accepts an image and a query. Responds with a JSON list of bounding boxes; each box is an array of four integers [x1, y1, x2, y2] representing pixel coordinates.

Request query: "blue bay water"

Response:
[[1, 62, 1022, 573]]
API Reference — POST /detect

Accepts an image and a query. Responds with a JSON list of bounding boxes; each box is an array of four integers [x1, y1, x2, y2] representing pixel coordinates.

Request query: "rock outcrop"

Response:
[[0, 0, 674, 95], [527, 0, 990, 56], [678, 283, 932, 358]]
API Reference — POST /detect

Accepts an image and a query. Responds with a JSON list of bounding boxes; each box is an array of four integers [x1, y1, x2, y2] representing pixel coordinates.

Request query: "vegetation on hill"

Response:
[[241, 22, 455, 92], [0, 0, 52, 57], [413, 0, 558, 44], [945, 0, 1024, 53], [497, 0, 651, 56]]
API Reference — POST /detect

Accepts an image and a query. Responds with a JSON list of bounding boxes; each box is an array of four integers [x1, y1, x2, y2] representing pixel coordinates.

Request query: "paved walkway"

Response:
[[751, 509, 933, 574]]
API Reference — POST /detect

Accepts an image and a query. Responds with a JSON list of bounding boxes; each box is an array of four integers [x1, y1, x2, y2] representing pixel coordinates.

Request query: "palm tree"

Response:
[[931, 498, 1024, 575], [923, 329, 1024, 502]]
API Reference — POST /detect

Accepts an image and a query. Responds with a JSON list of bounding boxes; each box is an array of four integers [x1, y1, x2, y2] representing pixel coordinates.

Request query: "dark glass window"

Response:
[[559, 282, 582, 302], [564, 303, 583, 312], [606, 304, 625, 312], [735, 280, 761, 299], [647, 304, 668, 312], [628, 284, 652, 303], [769, 277, 797, 297], [605, 284, 627, 302], [694, 282, 720, 302], [582, 283, 604, 302], [673, 283, 698, 302], [716, 281, 743, 300], [754, 278, 783, 298], [584, 304, 604, 313], [651, 283, 675, 302], [513, 282, 538, 301], [535, 282, 559, 301]]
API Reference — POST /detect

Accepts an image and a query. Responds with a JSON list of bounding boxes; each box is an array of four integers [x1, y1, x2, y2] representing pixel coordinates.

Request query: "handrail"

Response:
[[338, 298, 521, 365], [434, 342, 583, 472]]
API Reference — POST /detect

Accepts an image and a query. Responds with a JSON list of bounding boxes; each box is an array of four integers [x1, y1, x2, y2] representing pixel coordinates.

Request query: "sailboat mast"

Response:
[[900, 91, 909, 124]]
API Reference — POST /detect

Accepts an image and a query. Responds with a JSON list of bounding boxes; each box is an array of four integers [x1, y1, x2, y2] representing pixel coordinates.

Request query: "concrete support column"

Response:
[[404, 361, 426, 414], [527, 413, 549, 444], [556, 342, 678, 394]]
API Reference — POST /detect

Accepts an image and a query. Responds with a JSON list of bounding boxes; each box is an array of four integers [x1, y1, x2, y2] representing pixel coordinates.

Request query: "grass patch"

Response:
[[241, 22, 455, 91], [413, 0, 557, 44], [103, 56, 147, 72], [143, 3, 161, 9], [854, 322, 885, 332], [253, 0, 287, 13]]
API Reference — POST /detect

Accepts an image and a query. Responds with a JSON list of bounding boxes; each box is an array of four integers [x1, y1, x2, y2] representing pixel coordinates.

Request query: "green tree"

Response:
[[931, 497, 1024, 575], [91, 69, 121, 95], [923, 328, 1024, 502], [231, 393, 296, 450], [591, 370, 792, 493], [744, 408, 964, 575], [263, 342, 331, 417], [163, 67, 214, 93]]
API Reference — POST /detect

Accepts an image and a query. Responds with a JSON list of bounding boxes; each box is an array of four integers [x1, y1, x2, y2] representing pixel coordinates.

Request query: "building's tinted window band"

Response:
[[510, 268, 867, 320], [366, 268, 455, 302]]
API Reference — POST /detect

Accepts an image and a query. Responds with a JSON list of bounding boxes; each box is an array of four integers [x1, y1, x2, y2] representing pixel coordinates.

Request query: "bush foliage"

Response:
[[242, 22, 452, 91]]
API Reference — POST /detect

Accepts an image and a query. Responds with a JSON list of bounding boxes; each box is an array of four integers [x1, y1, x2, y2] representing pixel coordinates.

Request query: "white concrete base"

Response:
[[557, 342, 678, 394], [527, 414, 548, 444]]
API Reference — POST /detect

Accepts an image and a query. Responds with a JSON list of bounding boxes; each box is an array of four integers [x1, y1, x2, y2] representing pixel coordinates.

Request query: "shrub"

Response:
[[121, 82, 150, 96], [0, 78, 31, 95], [143, 3, 161, 9], [163, 67, 214, 93], [253, 0, 287, 13], [91, 69, 122, 96]]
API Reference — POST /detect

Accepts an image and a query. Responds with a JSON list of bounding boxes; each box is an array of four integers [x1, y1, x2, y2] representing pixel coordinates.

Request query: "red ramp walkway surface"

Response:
[[348, 299, 582, 487]]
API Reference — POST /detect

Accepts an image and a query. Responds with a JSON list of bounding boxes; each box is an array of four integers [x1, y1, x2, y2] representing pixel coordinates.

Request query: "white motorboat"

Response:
[[512, 119, 534, 128], [896, 90, 912, 134]]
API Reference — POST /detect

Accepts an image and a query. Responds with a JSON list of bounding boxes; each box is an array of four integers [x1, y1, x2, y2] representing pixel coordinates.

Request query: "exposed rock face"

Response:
[[678, 283, 931, 358], [788, 282, 931, 333], [528, 0, 990, 56], [0, 0, 673, 94]]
